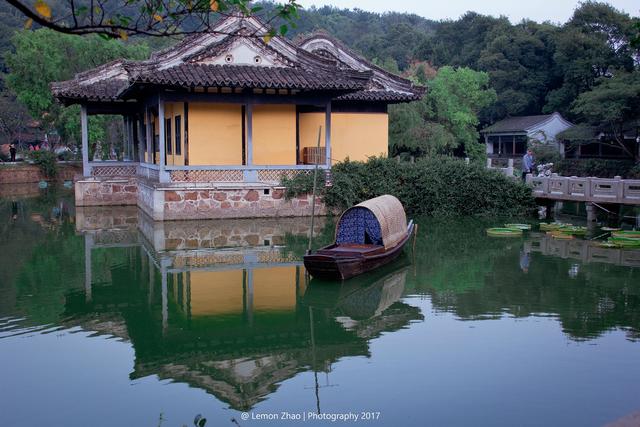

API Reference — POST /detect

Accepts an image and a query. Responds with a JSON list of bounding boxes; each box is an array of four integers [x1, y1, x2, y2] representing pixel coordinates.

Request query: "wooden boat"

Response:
[[303, 195, 415, 280]]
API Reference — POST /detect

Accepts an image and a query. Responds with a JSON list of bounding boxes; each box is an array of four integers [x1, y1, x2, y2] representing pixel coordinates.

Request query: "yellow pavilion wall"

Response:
[[299, 112, 388, 162], [252, 104, 297, 165], [188, 103, 243, 165]]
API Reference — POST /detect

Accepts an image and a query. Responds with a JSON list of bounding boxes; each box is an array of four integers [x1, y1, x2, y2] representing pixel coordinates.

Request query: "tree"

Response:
[[570, 71, 640, 160], [5, 28, 149, 150], [389, 66, 496, 161], [544, 2, 636, 115], [4, 0, 301, 39], [0, 85, 32, 146], [477, 20, 556, 120]]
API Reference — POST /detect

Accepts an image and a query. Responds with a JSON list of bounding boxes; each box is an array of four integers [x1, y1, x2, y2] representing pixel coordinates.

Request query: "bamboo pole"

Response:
[[307, 126, 322, 255]]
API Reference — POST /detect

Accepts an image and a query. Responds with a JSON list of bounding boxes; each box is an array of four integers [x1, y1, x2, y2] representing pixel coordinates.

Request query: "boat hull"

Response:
[[304, 222, 415, 280]]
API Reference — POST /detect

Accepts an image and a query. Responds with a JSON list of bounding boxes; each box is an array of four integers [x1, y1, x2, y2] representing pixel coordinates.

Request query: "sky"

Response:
[[296, 0, 639, 24]]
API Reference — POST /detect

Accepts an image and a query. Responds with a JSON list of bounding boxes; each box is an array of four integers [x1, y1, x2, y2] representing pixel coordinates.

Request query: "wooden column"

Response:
[[246, 103, 253, 165], [137, 114, 145, 162], [123, 116, 131, 161], [129, 116, 135, 160], [244, 103, 256, 182], [325, 101, 332, 167], [81, 105, 90, 176], [158, 98, 169, 182], [145, 107, 152, 164]]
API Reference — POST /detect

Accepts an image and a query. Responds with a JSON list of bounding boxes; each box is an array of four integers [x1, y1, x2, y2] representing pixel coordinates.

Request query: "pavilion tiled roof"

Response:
[[335, 89, 424, 102], [131, 63, 370, 91], [51, 15, 424, 105], [52, 78, 130, 102], [480, 115, 555, 133]]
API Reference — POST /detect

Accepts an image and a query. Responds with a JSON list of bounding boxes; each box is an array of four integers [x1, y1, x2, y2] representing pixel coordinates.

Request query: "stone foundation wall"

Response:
[[137, 179, 161, 219], [75, 177, 138, 207], [74, 175, 327, 221], [0, 163, 81, 184], [162, 187, 326, 220]]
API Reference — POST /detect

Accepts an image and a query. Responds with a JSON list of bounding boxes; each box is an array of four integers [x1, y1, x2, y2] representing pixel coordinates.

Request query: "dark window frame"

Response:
[[165, 118, 172, 155], [175, 115, 182, 156]]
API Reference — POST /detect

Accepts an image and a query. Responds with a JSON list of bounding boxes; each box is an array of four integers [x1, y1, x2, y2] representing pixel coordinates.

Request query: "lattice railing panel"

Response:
[[91, 165, 137, 177], [258, 169, 313, 183], [170, 170, 243, 182]]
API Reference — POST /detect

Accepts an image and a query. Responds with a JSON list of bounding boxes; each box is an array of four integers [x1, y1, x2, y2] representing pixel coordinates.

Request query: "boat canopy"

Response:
[[335, 195, 408, 250]]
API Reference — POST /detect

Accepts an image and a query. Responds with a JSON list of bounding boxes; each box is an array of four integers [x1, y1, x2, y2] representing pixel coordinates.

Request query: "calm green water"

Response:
[[1, 188, 639, 427]]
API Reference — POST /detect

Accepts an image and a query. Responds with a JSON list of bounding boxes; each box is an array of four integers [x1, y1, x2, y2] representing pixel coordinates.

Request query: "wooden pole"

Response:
[[307, 126, 322, 255]]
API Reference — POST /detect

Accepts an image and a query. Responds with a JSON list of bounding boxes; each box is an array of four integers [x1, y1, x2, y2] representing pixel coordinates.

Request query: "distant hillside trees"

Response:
[[5, 29, 149, 151], [0, 1, 638, 161]]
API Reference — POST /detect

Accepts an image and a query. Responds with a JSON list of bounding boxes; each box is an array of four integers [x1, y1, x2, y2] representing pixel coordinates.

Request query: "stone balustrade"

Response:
[[527, 174, 640, 205], [486, 158, 515, 178]]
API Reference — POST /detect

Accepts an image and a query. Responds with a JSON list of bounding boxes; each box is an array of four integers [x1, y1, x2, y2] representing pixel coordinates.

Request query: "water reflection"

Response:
[[410, 219, 640, 341], [1, 193, 640, 424], [59, 206, 419, 411]]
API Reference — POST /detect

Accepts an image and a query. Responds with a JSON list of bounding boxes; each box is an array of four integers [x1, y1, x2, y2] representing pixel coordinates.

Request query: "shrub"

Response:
[[530, 143, 562, 165], [283, 157, 536, 217], [281, 169, 326, 200], [555, 159, 637, 178], [627, 163, 640, 179], [29, 150, 59, 178]]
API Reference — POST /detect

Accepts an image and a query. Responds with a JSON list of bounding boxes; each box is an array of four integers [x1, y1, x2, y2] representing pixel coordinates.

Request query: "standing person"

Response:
[[522, 148, 534, 182], [9, 143, 16, 162]]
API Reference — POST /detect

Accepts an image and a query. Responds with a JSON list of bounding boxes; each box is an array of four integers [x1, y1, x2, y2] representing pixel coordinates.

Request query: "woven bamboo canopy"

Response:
[[336, 195, 408, 250]]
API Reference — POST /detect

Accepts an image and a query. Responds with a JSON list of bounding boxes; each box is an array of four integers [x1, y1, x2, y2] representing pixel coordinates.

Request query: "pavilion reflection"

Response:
[[67, 206, 421, 411]]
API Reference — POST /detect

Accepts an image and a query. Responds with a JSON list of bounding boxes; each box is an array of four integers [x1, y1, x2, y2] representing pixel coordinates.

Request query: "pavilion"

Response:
[[52, 14, 423, 220]]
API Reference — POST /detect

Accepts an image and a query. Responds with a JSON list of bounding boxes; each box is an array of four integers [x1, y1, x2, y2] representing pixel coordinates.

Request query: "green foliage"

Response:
[[281, 169, 326, 200], [283, 157, 536, 217], [544, 2, 636, 115], [390, 66, 496, 161], [29, 149, 58, 178], [477, 20, 556, 119], [4, 28, 149, 150], [555, 159, 638, 178], [570, 71, 640, 157], [530, 142, 562, 165]]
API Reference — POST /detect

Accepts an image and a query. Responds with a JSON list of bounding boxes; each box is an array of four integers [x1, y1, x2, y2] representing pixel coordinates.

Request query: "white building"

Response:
[[481, 112, 574, 158]]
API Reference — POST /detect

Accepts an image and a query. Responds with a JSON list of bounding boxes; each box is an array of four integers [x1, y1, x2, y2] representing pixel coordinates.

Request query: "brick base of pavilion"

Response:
[[75, 177, 326, 221]]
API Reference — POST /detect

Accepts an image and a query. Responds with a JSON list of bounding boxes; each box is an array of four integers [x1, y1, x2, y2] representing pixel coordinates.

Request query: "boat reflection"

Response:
[[65, 206, 420, 411]]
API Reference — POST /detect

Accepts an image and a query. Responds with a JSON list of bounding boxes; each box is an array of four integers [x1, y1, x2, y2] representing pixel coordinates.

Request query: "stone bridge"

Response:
[[526, 174, 640, 206]]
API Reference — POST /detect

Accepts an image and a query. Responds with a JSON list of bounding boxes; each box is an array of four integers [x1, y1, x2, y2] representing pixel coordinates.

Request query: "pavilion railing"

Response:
[[86, 162, 327, 185], [165, 165, 325, 185], [89, 161, 138, 178]]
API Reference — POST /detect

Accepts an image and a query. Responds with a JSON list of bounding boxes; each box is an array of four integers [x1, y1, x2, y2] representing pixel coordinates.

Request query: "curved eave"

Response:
[[334, 90, 424, 104]]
